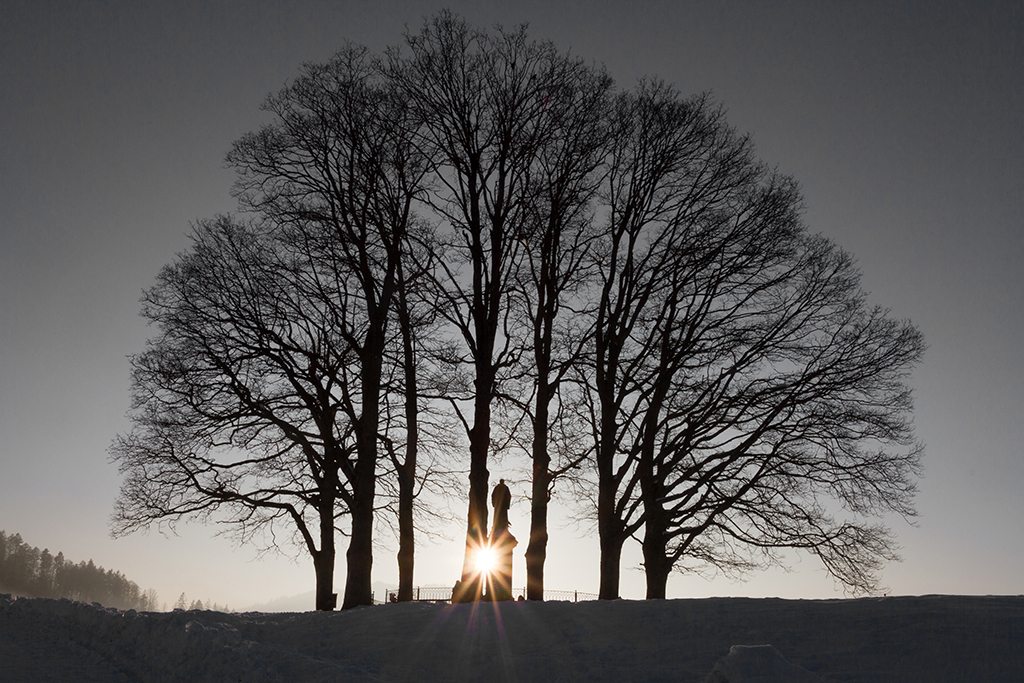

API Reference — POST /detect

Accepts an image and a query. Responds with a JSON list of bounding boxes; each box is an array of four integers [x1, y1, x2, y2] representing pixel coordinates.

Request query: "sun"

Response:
[[472, 544, 498, 576]]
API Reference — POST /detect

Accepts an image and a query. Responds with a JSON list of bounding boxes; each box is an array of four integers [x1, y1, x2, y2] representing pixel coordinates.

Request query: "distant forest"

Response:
[[0, 530, 159, 611]]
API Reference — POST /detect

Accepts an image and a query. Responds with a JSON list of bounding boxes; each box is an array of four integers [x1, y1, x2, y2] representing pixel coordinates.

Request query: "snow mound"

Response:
[[705, 644, 823, 683], [3, 593, 1024, 682]]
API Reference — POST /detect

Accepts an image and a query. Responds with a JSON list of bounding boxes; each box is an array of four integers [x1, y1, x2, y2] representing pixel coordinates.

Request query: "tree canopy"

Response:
[[112, 10, 924, 608]]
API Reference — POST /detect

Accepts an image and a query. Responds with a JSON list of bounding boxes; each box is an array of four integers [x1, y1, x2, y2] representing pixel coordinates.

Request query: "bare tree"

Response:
[[510, 63, 613, 600], [226, 46, 427, 608], [376, 223, 461, 602], [635, 231, 923, 597], [111, 217, 354, 611], [585, 82, 924, 599], [386, 12, 601, 601], [586, 83, 722, 599], [385, 247, 424, 603]]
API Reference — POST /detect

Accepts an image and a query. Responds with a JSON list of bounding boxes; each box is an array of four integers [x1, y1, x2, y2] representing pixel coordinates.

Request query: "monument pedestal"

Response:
[[488, 529, 518, 602]]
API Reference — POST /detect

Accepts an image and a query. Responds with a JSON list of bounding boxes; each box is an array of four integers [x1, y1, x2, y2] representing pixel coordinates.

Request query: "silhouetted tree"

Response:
[[376, 231, 461, 602], [36, 548, 55, 597], [508, 63, 613, 600], [111, 217, 358, 611], [386, 10, 615, 602], [635, 231, 923, 596], [389, 252, 424, 602], [0, 533, 34, 594], [584, 82, 923, 598], [226, 45, 428, 609], [117, 49, 433, 611]]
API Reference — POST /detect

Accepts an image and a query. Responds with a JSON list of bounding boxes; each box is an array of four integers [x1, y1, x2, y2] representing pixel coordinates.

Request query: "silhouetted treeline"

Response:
[[172, 592, 230, 613], [0, 530, 159, 611]]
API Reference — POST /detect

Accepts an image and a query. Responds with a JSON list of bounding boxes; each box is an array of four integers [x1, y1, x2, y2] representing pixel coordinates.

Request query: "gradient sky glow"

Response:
[[2, 0, 1022, 609]]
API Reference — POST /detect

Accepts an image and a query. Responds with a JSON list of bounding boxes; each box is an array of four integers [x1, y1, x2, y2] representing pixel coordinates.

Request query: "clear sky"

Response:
[[2, 0, 1021, 609]]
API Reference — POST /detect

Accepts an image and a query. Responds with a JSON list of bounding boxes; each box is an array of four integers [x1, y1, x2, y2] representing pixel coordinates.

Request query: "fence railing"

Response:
[[383, 586, 598, 604]]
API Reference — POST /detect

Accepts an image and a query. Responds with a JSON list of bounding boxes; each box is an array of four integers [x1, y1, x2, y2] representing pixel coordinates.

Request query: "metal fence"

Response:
[[383, 586, 598, 604]]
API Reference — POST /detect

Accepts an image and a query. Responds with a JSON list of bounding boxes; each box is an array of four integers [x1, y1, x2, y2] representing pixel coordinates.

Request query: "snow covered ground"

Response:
[[2, 593, 1022, 682]]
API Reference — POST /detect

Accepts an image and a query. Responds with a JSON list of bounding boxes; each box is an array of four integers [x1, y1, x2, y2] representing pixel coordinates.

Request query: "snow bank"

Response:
[[2, 593, 1022, 682]]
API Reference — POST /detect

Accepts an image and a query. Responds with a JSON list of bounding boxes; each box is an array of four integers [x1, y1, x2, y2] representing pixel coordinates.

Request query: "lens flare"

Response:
[[473, 545, 498, 576]]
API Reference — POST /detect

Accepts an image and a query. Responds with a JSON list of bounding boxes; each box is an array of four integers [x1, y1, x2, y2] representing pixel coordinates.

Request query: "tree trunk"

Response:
[[456, 355, 493, 602], [343, 333, 384, 609], [526, 272, 554, 601], [525, 460, 550, 601], [598, 527, 623, 600], [313, 553, 336, 611], [343, 493, 375, 608], [642, 515, 671, 600], [643, 557, 670, 599], [342, 418, 379, 609], [596, 371, 624, 600], [397, 457, 415, 602], [395, 254, 419, 602], [596, 433, 625, 600], [314, 504, 337, 611], [597, 414, 624, 600], [456, 421, 490, 601], [525, 397, 551, 600], [638, 382, 672, 600]]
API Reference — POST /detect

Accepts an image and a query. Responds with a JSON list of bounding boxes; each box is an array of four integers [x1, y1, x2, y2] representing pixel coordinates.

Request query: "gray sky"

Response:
[[2, 0, 1021, 608]]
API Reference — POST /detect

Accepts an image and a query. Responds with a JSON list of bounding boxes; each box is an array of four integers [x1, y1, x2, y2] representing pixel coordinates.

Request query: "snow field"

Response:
[[2, 593, 1023, 682]]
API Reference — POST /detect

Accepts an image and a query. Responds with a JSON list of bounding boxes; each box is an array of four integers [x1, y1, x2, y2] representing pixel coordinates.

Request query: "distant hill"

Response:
[[244, 590, 317, 613], [245, 582, 398, 612]]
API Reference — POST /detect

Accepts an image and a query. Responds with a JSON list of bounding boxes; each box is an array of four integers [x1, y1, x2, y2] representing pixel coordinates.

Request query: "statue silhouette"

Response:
[[489, 478, 516, 601], [491, 478, 511, 535]]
